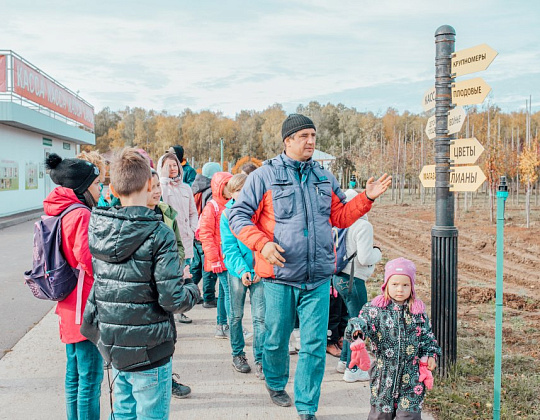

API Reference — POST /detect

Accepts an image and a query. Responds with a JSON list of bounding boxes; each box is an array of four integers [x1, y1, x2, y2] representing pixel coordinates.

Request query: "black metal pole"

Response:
[[432, 25, 458, 376]]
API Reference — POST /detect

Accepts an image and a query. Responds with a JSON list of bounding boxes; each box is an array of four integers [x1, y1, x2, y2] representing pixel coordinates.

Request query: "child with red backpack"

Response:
[[43, 153, 103, 420]]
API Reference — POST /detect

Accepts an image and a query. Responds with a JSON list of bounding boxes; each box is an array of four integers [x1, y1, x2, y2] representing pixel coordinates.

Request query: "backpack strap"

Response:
[[74, 264, 85, 325], [59, 204, 89, 324], [59, 203, 89, 218]]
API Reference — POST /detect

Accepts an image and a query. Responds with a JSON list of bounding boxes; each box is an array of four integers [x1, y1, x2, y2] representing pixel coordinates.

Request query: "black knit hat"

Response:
[[45, 153, 100, 194], [171, 145, 184, 162], [281, 114, 316, 140]]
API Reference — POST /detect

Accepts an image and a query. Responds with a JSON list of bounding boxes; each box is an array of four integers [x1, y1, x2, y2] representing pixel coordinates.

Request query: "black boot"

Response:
[[266, 384, 292, 407]]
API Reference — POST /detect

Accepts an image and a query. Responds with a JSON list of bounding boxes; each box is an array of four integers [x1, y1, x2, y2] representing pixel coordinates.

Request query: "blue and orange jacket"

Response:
[[229, 153, 373, 289]]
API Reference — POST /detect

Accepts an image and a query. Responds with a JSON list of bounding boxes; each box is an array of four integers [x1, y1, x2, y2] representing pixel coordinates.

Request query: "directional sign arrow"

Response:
[[451, 137, 485, 165], [426, 116, 436, 140], [449, 165, 486, 192], [452, 44, 498, 77], [448, 106, 466, 135], [425, 107, 466, 140], [422, 86, 436, 112], [419, 165, 436, 188], [452, 77, 491, 106]]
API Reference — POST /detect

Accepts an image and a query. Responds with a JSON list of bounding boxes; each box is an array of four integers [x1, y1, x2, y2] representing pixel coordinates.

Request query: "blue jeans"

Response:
[[333, 275, 368, 367], [216, 271, 231, 325], [228, 274, 265, 362], [65, 340, 104, 420], [263, 280, 330, 415], [110, 359, 172, 420]]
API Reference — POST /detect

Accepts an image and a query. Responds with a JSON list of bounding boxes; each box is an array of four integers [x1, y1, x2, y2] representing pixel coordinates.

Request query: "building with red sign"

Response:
[[0, 51, 95, 217]]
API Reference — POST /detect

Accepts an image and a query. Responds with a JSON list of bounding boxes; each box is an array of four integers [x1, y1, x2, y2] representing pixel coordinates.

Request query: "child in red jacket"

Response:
[[198, 171, 232, 338], [44, 153, 103, 420]]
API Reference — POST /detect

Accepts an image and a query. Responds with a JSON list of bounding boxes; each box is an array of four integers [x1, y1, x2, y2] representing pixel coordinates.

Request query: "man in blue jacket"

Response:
[[229, 114, 391, 420]]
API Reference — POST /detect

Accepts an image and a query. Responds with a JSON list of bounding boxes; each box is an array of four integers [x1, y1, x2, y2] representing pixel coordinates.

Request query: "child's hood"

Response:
[[211, 172, 233, 207], [89, 206, 161, 263], [43, 186, 85, 216]]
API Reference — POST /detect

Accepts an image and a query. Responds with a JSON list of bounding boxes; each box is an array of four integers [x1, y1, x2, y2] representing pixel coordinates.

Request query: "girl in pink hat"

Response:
[[345, 257, 441, 420]]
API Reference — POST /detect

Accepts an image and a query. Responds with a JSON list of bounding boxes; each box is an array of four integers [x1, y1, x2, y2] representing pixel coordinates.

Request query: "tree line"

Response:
[[88, 101, 539, 223]]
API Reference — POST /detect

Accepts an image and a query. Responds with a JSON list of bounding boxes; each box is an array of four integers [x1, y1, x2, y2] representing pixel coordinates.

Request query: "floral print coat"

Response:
[[348, 301, 441, 414]]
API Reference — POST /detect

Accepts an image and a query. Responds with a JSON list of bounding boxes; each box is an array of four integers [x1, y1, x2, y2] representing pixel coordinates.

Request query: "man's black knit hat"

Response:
[[45, 153, 100, 194], [281, 114, 316, 140]]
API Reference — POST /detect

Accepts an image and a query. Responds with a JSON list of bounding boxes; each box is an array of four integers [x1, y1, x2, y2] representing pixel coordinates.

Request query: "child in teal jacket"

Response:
[[220, 173, 265, 379]]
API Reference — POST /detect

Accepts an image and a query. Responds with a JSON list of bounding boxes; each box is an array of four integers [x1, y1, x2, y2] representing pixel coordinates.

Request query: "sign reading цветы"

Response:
[[450, 137, 484, 165], [452, 44, 498, 77], [425, 106, 466, 140], [449, 166, 486, 192], [452, 77, 491, 106]]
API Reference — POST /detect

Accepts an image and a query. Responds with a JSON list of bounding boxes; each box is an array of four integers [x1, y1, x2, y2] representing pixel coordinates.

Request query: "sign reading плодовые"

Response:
[[452, 77, 491, 106]]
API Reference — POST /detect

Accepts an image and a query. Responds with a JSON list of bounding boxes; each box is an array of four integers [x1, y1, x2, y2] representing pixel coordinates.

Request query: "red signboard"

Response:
[[12, 57, 94, 130], [0, 56, 6, 92]]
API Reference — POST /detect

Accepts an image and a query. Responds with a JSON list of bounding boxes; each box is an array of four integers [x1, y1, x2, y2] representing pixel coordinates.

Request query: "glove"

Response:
[[211, 261, 225, 273], [419, 359, 434, 390], [344, 317, 363, 343], [349, 338, 371, 370]]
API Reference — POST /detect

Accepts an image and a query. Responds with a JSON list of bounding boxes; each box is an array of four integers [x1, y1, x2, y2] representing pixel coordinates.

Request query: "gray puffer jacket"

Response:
[[81, 206, 199, 371]]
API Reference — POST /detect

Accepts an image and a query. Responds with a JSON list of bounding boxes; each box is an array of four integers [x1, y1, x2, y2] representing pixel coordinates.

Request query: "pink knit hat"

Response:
[[371, 257, 425, 314]]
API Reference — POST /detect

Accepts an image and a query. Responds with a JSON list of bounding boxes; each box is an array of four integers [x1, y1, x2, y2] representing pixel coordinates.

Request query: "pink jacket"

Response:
[[198, 172, 232, 271], [158, 156, 198, 259]]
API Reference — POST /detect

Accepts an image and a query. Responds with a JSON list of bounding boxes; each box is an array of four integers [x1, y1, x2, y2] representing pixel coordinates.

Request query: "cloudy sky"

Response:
[[2, 0, 539, 117]]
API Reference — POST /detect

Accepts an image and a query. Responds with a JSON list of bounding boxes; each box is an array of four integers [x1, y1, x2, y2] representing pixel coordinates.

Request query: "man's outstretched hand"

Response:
[[365, 173, 392, 200], [261, 242, 286, 267]]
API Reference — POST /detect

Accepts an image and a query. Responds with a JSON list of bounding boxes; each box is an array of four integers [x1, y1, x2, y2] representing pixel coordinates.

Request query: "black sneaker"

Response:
[[232, 355, 251, 373], [171, 374, 191, 399], [203, 299, 217, 308], [266, 384, 292, 407]]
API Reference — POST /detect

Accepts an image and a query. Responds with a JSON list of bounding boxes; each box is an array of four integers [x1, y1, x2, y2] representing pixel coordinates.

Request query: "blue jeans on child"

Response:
[[228, 274, 265, 361], [65, 340, 104, 420], [110, 359, 172, 420], [216, 271, 231, 325], [333, 275, 368, 367], [263, 280, 330, 416]]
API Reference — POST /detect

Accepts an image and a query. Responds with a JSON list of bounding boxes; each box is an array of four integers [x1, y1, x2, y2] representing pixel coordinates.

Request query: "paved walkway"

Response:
[[0, 300, 435, 420]]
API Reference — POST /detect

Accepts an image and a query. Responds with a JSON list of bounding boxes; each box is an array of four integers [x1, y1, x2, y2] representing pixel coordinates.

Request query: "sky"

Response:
[[2, 0, 539, 117]]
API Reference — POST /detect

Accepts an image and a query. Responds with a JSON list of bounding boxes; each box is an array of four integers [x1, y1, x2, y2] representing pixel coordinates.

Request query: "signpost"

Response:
[[450, 137, 484, 165], [422, 86, 436, 111], [426, 106, 466, 140], [427, 25, 497, 377], [452, 43, 498, 77], [452, 77, 491, 106]]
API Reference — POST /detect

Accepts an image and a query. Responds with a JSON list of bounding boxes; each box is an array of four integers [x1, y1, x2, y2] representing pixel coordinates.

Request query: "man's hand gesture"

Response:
[[261, 242, 286, 267], [365, 173, 392, 200]]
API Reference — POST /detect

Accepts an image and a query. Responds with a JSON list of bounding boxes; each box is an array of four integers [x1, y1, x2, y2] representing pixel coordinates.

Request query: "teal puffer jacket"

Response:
[[81, 206, 199, 371]]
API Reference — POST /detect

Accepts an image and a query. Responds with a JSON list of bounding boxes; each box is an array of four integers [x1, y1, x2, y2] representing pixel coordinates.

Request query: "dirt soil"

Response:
[[368, 199, 540, 358]]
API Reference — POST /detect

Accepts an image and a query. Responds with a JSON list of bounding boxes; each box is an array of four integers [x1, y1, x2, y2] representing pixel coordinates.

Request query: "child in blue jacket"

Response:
[[220, 173, 265, 379]]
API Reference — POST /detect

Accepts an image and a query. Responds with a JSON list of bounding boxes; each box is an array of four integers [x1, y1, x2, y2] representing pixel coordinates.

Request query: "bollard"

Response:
[[493, 176, 508, 419]]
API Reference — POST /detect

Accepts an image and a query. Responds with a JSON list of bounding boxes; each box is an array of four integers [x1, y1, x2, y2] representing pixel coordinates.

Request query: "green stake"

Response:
[[493, 176, 508, 420]]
